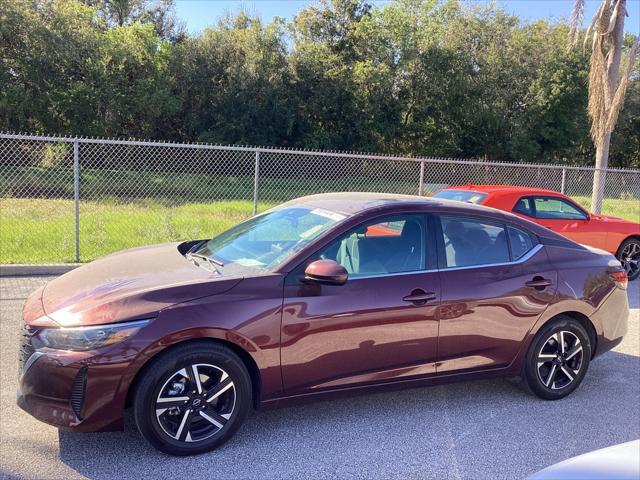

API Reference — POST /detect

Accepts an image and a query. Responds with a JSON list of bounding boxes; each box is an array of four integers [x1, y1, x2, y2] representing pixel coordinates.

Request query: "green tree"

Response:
[[289, 0, 372, 149], [0, 0, 105, 134], [169, 13, 295, 145], [82, 0, 185, 41], [1, 0, 637, 168], [97, 23, 179, 138]]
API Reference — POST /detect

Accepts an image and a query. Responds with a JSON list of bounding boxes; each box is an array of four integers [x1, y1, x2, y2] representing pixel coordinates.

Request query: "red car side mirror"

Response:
[[304, 260, 348, 286]]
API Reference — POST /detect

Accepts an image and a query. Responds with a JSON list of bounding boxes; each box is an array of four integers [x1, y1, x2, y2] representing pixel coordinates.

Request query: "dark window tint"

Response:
[[318, 215, 426, 277], [433, 190, 488, 204], [508, 227, 534, 260], [441, 216, 509, 268], [533, 197, 587, 220], [513, 198, 533, 216]]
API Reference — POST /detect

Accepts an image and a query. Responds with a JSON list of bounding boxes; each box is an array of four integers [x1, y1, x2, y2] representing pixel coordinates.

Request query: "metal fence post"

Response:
[[252, 150, 260, 215], [418, 161, 425, 196], [560, 168, 566, 194], [73, 140, 80, 262]]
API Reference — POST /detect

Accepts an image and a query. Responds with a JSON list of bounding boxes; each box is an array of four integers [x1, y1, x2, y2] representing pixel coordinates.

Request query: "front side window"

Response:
[[441, 216, 510, 268], [195, 206, 348, 273], [317, 214, 426, 278], [532, 197, 587, 220]]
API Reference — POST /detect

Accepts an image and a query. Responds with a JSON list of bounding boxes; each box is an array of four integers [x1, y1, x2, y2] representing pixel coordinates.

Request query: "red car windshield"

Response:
[[433, 189, 488, 204]]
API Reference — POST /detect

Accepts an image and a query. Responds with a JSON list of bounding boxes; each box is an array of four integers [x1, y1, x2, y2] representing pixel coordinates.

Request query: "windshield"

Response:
[[194, 206, 348, 274], [433, 189, 488, 204]]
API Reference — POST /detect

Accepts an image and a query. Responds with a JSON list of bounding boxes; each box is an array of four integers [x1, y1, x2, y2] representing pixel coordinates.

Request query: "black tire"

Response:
[[133, 341, 252, 456], [616, 238, 640, 281], [522, 316, 591, 400]]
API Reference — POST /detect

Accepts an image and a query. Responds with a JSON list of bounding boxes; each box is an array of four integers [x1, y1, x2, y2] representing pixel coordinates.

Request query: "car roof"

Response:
[[443, 184, 563, 196], [280, 192, 499, 216]]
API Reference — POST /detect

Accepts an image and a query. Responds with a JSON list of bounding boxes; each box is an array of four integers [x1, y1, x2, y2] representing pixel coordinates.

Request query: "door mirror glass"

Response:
[[304, 260, 348, 285]]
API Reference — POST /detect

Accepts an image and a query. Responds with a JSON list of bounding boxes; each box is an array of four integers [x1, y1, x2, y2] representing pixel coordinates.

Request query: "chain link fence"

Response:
[[1, 132, 639, 263]]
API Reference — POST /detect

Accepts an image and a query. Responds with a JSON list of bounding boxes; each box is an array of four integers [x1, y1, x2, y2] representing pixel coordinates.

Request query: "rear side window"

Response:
[[441, 216, 510, 268], [508, 226, 534, 260]]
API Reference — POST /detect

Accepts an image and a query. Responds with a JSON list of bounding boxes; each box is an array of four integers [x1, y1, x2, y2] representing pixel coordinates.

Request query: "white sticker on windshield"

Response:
[[311, 208, 346, 222]]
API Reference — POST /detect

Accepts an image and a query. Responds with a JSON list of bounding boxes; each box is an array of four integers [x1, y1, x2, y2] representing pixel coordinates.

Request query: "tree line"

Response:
[[1, 0, 638, 167]]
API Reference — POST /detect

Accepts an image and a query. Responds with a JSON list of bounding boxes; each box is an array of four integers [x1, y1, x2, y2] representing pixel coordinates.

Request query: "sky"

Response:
[[175, 0, 640, 35]]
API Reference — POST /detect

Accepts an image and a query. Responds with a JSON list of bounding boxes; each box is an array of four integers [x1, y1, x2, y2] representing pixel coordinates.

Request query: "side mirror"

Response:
[[304, 260, 348, 286]]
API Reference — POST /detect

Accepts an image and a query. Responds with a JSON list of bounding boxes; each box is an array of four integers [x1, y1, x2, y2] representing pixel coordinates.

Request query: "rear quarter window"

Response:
[[508, 226, 535, 260], [513, 198, 533, 216]]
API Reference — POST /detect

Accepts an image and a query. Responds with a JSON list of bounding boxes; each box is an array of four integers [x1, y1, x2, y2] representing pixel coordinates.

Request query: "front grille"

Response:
[[70, 367, 88, 419], [18, 325, 36, 376]]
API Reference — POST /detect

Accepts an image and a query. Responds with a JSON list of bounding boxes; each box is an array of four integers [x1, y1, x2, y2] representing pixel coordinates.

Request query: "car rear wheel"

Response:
[[133, 341, 252, 456], [522, 316, 591, 400], [617, 238, 640, 281]]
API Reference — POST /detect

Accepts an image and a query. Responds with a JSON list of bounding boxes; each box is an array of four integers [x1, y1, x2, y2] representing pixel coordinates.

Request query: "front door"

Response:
[[280, 213, 441, 394]]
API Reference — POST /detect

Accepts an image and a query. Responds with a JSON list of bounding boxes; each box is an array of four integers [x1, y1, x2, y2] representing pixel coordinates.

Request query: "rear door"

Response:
[[280, 213, 441, 394], [435, 214, 556, 374]]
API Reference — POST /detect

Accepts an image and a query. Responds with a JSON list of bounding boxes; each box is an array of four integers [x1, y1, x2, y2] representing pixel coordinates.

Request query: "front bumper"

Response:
[[17, 328, 130, 432]]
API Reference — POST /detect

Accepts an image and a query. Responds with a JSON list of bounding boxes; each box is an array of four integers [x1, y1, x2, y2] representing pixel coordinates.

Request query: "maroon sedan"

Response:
[[18, 193, 629, 455]]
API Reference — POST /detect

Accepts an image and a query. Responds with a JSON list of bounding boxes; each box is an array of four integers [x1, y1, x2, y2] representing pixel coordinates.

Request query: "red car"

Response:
[[18, 193, 629, 455], [433, 185, 640, 280]]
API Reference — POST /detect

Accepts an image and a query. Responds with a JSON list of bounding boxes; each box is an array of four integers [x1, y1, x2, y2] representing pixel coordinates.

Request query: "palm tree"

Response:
[[569, 0, 638, 213]]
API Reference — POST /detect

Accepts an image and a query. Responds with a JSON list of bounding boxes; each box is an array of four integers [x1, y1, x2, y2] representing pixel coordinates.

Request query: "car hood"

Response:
[[591, 213, 638, 226], [33, 243, 243, 327]]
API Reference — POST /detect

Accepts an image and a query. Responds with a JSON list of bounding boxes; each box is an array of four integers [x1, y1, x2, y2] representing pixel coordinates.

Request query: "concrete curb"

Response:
[[0, 264, 81, 277]]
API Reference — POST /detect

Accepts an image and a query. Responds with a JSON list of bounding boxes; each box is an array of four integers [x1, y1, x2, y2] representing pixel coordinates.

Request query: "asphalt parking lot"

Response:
[[1, 276, 638, 480]]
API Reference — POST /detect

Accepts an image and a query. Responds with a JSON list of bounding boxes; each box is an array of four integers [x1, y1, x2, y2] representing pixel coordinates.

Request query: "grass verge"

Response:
[[0, 198, 274, 263]]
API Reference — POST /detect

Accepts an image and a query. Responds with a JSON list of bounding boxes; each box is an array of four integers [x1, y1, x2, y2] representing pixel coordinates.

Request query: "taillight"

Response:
[[609, 271, 628, 290]]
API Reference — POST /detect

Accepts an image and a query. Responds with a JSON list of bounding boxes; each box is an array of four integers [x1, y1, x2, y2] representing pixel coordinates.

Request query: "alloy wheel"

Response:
[[620, 242, 640, 279], [155, 363, 236, 443], [536, 331, 584, 390]]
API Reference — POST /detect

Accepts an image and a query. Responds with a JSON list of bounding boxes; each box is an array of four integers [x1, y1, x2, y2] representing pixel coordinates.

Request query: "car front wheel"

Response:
[[617, 238, 640, 281], [522, 316, 591, 400], [133, 341, 252, 456]]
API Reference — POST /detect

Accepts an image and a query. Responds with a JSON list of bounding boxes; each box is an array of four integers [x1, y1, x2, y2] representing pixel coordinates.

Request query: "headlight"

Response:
[[38, 319, 150, 351]]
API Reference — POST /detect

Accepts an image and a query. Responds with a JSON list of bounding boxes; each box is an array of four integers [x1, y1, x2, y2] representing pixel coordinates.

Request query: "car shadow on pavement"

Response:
[[58, 349, 640, 480]]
